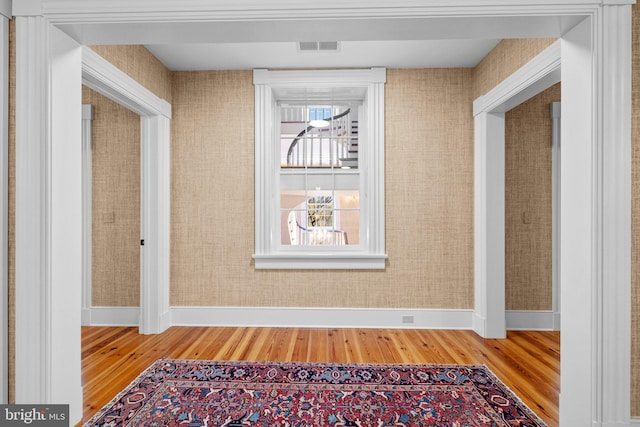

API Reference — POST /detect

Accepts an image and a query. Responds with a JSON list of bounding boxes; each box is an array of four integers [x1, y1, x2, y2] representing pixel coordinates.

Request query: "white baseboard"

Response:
[[506, 310, 560, 331], [599, 422, 640, 427], [82, 306, 561, 332], [472, 312, 486, 336], [85, 307, 140, 326], [171, 307, 473, 329], [81, 308, 91, 326]]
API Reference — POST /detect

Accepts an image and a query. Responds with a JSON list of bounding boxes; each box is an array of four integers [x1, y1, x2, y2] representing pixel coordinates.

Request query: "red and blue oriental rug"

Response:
[[84, 359, 547, 426]]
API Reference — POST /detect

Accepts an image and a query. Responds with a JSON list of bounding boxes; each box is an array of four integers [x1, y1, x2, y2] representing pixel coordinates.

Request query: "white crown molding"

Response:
[[12, 0, 630, 19]]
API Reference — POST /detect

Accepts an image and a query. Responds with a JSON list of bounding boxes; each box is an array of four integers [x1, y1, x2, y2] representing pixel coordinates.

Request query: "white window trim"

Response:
[[253, 68, 387, 269]]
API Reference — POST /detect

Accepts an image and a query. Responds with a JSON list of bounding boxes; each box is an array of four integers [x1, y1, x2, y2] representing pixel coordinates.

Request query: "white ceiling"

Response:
[[57, 13, 582, 71], [145, 39, 501, 71]]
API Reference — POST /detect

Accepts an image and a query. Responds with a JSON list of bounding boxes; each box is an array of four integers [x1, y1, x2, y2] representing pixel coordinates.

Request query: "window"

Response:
[[280, 103, 358, 248], [253, 69, 387, 269]]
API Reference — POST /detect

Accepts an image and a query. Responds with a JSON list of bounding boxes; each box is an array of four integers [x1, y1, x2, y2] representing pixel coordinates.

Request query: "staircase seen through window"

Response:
[[279, 104, 359, 246]]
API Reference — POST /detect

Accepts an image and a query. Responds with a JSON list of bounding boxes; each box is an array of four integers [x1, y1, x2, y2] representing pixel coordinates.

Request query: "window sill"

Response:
[[252, 253, 388, 270]]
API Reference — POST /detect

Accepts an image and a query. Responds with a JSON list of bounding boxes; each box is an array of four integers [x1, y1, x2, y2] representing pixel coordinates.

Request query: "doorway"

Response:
[[80, 90, 142, 327], [80, 46, 172, 335], [504, 86, 561, 330]]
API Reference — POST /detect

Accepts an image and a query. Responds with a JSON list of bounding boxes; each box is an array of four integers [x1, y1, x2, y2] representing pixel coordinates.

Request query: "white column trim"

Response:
[[81, 104, 93, 326], [49, 26, 83, 420], [0, 12, 8, 405], [139, 115, 171, 334], [366, 74, 386, 256], [598, 4, 632, 425], [550, 102, 561, 332], [560, 17, 596, 427], [472, 111, 506, 339], [16, 16, 84, 421], [253, 80, 273, 257], [15, 14, 51, 405]]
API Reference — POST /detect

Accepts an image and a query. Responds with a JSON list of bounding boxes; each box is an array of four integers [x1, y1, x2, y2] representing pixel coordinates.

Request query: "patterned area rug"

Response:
[[84, 359, 547, 426]]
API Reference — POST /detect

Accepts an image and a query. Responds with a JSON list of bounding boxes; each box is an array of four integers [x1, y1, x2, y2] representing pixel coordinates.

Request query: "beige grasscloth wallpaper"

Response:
[[505, 84, 560, 311], [5, 22, 639, 414], [82, 87, 141, 307], [170, 69, 475, 308]]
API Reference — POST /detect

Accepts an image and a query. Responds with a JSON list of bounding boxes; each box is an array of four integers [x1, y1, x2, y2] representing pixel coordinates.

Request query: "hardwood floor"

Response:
[[80, 327, 560, 426]]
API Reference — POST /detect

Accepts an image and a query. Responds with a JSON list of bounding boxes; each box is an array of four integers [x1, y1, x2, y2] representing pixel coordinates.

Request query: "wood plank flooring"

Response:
[[80, 327, 560, 426]]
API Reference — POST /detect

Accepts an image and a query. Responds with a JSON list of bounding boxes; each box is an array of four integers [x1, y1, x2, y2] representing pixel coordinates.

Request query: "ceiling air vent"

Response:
[[298, 41, 339, 52]]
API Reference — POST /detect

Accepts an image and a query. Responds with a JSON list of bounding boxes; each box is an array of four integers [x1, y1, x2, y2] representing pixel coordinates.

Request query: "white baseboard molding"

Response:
[[83, 306, 562, 332], [600, 422, 640, 427], [171, 307, 473, 330], [85, 307, 140, 326], [81, 308, 91, 326], [506, 310, 560, 331]]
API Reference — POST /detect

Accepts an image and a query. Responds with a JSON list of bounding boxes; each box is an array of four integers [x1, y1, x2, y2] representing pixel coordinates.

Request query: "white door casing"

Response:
[[0, 0, 9, 405], [81, 46, 172, 335]]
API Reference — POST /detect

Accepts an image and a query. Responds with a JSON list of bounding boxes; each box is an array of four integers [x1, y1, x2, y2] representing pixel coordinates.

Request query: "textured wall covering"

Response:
[[473, 39, 556, 99], [83, 88, 141, 307], [88, 45, 173, 102], [170, 69, 475, 309], [505, 84, 560, 310], [632, 3, 640, 417]]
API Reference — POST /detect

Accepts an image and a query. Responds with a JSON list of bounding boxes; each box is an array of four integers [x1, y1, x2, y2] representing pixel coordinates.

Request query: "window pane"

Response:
[[280, 105, 356, 169], [281, 190, 359, 246]]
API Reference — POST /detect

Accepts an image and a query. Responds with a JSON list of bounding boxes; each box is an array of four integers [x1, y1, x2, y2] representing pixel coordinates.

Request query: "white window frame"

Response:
[[253, 68, 387, 269]]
